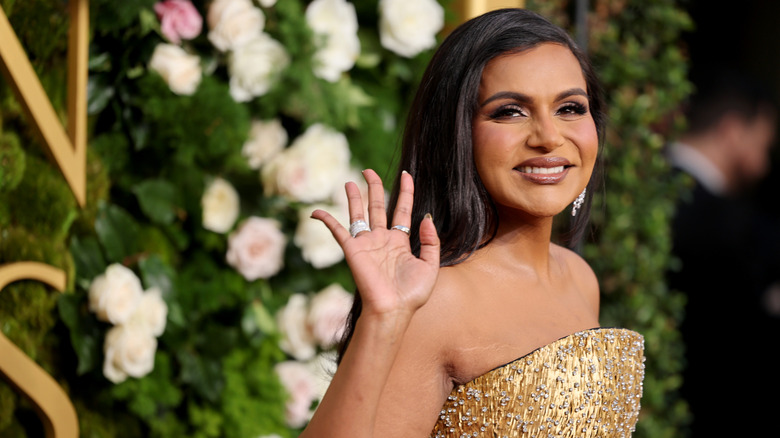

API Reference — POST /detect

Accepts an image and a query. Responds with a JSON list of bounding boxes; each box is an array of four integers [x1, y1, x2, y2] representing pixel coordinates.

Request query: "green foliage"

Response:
[[219, 341, 289, 437]]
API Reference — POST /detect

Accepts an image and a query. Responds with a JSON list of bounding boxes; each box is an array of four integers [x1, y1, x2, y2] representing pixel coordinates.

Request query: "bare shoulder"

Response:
[[551, 243, 600, 312]]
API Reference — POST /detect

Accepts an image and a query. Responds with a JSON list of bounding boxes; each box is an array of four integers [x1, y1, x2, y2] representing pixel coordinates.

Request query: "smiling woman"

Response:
[[473, 44, 598, 219], [301, 8, 643, 438]]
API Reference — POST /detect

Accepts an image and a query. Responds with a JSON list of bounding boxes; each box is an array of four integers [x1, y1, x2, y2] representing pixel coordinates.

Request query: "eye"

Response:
[[557, 102, 588, 117], [488, 104, 526, 120]]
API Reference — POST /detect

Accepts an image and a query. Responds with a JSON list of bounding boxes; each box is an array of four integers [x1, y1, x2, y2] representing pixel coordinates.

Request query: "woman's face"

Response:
[[472, 43, 598, 220]]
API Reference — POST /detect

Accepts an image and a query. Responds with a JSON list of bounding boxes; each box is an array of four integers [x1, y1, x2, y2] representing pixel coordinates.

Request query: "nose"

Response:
[[526, 114, 564, 151]]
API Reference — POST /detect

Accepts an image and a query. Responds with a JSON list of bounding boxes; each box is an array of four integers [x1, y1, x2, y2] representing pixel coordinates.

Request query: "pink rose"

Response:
[[307, 284, 353, 348], [226, 216, 287, 280], [275, 361, 319, 428], [154, 0, 203, 44], [276, 294, 317, 360]]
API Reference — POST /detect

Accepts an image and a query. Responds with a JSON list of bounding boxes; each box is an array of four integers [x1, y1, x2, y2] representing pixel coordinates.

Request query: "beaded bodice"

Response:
[[430, 328, 645, 438]]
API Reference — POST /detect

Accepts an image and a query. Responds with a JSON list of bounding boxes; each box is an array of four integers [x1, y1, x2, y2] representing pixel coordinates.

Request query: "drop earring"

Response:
[[571, 188, 586, 217]]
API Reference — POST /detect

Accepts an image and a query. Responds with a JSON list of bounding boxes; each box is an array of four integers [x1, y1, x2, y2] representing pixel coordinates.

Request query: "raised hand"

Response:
[[311, 169, 440, 319]]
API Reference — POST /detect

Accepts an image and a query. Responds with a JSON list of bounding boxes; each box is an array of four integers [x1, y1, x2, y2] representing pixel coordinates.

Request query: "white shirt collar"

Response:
[[668, 142, 728, 196]]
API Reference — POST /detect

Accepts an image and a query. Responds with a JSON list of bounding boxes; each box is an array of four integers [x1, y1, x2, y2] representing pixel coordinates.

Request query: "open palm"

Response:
[[311, 170, 440, 318]]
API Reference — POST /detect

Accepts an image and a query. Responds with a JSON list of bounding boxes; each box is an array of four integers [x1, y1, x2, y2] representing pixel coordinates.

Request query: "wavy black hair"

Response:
[[337, 8, 606, 363]]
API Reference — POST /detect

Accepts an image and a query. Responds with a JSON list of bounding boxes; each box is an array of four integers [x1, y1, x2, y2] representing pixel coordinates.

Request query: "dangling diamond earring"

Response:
[[571, 188, 586, 217]]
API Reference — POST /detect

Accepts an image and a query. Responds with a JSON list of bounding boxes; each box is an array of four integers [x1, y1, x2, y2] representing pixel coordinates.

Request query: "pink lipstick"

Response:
[[514, 157, 572, 184]]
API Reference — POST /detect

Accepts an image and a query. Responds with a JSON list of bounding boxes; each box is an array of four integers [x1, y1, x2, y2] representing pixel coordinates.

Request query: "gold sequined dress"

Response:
[[430, 328, 645, 438]]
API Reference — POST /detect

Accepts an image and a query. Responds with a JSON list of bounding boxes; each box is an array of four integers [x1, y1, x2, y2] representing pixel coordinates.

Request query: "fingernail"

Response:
[[425, 213, 433, 221]]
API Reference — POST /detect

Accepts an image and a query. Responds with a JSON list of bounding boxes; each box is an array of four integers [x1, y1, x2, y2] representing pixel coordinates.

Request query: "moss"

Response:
[[70, 149, 112, 236], [75, 398, 144, 438], [0, 131, 25, 193], [0, 225, 75, 279], [0, 382, 18, 434], [2, 154, 78, 242]]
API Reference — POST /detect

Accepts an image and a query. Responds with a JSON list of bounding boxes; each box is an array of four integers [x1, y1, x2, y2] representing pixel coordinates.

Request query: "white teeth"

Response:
[[518, 166, 565, 174]]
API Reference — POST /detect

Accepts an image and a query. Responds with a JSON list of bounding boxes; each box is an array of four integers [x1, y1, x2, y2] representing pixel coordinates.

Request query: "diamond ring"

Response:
[[391, 224, 411, 235], [349, 220, 370, 237]]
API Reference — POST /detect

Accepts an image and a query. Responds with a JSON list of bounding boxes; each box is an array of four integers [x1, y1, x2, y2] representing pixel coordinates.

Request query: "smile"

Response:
[[513, 157, 573, 184], [517, 165, 566, 174]]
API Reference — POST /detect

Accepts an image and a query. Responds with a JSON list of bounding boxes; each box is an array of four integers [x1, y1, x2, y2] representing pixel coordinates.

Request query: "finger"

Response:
[[418, 213, 440, 267], [362, 169, 387, 230], [311, 209, 352, 246], [345, 181, 367, 222], [390, 170, 414, 233]]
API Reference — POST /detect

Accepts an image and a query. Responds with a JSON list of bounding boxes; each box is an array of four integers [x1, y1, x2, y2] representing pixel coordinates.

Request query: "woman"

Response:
[[304, 8, 644, 438]]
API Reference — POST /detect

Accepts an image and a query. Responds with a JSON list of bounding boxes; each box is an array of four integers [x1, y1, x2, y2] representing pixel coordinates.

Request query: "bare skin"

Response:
[[301, 43, 600, 438]]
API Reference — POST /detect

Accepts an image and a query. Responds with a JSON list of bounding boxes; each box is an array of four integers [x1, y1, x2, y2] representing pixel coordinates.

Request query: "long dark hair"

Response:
[[337, 8, 606, 363]]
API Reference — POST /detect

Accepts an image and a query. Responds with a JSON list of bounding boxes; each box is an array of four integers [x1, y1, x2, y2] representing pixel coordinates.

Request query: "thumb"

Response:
[[417, 213, 440, 267]]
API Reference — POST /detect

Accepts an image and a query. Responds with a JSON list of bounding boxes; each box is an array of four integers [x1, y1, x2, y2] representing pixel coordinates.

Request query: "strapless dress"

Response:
[[430, 328, 645, 438]]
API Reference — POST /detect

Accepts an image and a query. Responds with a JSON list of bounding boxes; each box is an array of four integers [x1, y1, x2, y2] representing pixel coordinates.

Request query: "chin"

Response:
[[498, 203, 569, 220]]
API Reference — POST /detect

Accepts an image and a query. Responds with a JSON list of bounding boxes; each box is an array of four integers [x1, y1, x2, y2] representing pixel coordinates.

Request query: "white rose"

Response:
[[264, 124, 351, 203], [378, 0, 444, 58], [226, 216, 287, 280], [103, 325, 158, 383], [307, 352, 336, 401], [307, 284, 353, 348], [276, 294, 316, 361], [88, 264, 144, 325], [330, 166, 369, 216], [274, 360, 320, 428], [228, 33, 290, 102], [242, 118, 288, 170], [201, 177, 240, 233], [207, 0, 265, 51], [306, 0, 360, 82], [148, 43, 202, 95], [260, 153, 282, 197], [294, 204, 346, 269], [258, 0, 277, 7], [126, 287, 168, 337]]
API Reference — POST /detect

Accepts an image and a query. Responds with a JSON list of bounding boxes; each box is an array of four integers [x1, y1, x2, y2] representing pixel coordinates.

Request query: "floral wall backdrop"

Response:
[[1, 0, 448, 436], [0, 0, 690, 437]]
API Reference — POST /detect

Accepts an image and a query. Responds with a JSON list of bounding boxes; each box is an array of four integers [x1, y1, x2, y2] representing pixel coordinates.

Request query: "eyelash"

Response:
[[558, 102, 588, 116], [487, 102, 589, 119]]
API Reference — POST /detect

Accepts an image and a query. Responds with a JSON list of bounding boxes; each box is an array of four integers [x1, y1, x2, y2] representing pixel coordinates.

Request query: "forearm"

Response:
[[299, 310, 412, 437]]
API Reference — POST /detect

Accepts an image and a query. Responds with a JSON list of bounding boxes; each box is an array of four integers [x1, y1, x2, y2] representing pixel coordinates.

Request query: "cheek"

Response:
[[571, 121, 599, 166], [472, 125, 519, 167]]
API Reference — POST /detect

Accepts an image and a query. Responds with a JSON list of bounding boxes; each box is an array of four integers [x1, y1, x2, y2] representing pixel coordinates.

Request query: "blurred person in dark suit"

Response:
[[667, 73, 780, 436]]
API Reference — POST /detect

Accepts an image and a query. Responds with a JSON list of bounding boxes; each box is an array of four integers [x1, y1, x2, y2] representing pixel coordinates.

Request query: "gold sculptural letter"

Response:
[[458, 0, 525, 20], [0, 264, 77, 438], [0, 1, 87, 207], [0, 1, 89, 437]]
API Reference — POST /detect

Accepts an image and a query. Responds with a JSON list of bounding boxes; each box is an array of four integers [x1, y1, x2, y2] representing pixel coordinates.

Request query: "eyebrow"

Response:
[[480, 87, 588, 107]]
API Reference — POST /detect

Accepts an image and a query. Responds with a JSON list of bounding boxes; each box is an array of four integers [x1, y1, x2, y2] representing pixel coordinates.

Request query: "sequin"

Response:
[[430, 328, 645, 438]]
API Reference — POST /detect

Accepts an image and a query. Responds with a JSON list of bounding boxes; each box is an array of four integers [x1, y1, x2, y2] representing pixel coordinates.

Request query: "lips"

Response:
[[513, 157, 572, 184]]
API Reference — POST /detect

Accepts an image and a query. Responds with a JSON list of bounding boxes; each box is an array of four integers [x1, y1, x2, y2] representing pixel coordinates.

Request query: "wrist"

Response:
[[353, 308, 413, 345]]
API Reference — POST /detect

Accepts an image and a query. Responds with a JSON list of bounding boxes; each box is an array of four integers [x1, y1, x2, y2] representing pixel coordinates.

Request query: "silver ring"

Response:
[[349, 220, 370, 237], [391, 224, 411, 235]]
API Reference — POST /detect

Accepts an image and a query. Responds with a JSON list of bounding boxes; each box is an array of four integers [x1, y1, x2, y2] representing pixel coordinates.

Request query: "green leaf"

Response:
[[132, 179, 180, 225], [69, 235, 107, 288], [57, 293, 102, 375], [94, 202, 142, 263], [177, 350, 225, 403], [138, 8, 161, 37], [138, 254, 175, 296], [243, 299, 277, 336], [87, 75, 115, 115]]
